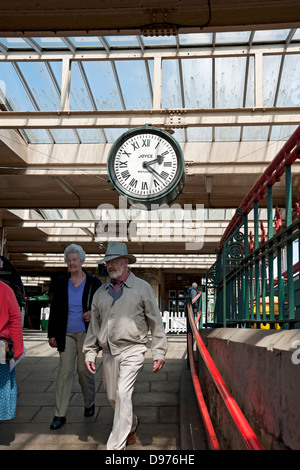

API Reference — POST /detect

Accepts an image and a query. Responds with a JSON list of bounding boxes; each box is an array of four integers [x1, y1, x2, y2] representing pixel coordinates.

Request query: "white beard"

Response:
[[108, 263, 126, 280]]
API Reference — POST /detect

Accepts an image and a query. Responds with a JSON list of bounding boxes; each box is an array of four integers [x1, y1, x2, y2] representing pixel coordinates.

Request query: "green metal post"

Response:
[[261, 248, 267, 323], [223, 244, 227, 327], [243, 214, 250, 325], [254, 201, 261, 326], [285, 164, 295, 327], [267, 185, 275, 326], [277, 241, 284, 321]]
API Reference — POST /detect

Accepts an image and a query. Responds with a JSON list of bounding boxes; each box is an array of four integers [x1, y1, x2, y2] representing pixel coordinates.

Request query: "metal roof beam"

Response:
[[1, 44, 300, 62], [0, 107, 298, 129]]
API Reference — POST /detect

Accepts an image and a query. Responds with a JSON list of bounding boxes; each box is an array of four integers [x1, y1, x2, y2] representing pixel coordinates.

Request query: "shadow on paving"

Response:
[[0, 330, 194, 451]]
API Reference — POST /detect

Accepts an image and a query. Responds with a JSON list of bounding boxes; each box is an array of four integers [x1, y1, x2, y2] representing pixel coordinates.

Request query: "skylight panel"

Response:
[[33, 38, 67, 49], [181, 58, 212, 108], [77, 61, 123, 110], [40, 209, 63, 219], [76, 128, 106, 143], [215, 57, 247, 108], [48, 129, 79, 143], [178, 33, 212, 46], [142, 36, 176, 47], [161, 59, 182, 108], [275, 54, 300, 107], [0, 62, 35, 111], [0, 38, 28, 49], [170, 128, 185, 142], [105, 36, 139, 47], [215, 31, 251, 44], [269, 125, 298, 141], [68, 37, 103, 48], [214, 127, 241, 141], [115, 60, 153, 109], [17, 61, 61, 110], [292, 29, 300, 40], [253, 29, 290, 43], [104, 128, 129, 143], [70, 62, 95, 111], [24, 129, 53, 143], [187, 127, 212, 142], [262, 55, 282, 107], [242, 126, 270, 141], [244, 56, 255, 108]]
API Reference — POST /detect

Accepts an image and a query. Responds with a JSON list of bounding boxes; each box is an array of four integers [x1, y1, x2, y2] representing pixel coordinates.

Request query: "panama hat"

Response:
[[97, 242, 136, 264]]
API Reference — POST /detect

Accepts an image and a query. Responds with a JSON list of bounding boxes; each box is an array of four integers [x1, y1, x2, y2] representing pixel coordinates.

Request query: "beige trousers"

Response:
[[102, 344, 147, 450], [55, 332, 95, 417]]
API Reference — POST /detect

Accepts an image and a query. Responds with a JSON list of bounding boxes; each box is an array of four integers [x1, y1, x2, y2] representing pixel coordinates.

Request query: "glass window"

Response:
[[187, 127, 212, 142], [171, 128, 185, 143], [253, 29, 290, 43], [161, 59, 182, 108], [17, 61, 61, 110], [215, 57, 248, 108], [181, 58, 212, 108], [68, 37, 103, 48], [0, 62, 35, 111], [75, 61, 122, 110], [70, 62, 95, 111], [105, 36, 140, 47], [76, 128, 106, 144], [215, 31, 251, 44], [276, 54, 300, 107], [269, 125, 298, 141], [23, 129, 53, 143], [262, 55, 282, 106], [244, 56, 255, 107], [33, 38, 67, 49], [0, 38, 28, 49], [115, 60, 153, 109], [143, 36, 176, 47], [214, 126, 241, 141], [104, 128, 129, 143], [292, 29, 300, 41], [178, 33, 212, 46], [242, 126, 270, 141]]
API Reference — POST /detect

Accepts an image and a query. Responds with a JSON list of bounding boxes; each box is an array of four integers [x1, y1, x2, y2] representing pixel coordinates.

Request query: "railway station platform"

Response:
[[0, 329, 206, 451]]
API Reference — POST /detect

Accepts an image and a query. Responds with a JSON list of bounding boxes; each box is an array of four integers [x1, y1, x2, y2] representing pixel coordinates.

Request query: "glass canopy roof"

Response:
[[0, 28, 299, 145]]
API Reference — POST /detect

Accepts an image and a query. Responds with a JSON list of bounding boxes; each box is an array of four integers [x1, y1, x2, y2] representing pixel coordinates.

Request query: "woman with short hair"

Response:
[[48, 244, 102, 430]]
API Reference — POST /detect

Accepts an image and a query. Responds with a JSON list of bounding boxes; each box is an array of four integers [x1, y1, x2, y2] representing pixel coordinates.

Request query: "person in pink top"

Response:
[[0, 280, 24, 420]]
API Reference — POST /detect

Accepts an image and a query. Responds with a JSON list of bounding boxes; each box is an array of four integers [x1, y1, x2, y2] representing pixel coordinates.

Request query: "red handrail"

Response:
[[187, 332, 221, 450], [187, 302, 263, 450], [219, 125, 300, 251]]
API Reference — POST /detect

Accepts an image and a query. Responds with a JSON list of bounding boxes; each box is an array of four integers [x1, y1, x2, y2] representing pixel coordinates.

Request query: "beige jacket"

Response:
[[83, 271, 167, 362]]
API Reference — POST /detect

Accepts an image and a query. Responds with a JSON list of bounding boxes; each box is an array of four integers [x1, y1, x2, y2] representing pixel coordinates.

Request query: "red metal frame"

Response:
[[187, 333, 221, 450], [187, 302, 263, 450], [219, 125, 300, 251]]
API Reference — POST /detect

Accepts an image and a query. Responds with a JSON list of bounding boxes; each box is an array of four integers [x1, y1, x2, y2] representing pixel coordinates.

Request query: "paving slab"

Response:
[[0, 329, 201, 451]]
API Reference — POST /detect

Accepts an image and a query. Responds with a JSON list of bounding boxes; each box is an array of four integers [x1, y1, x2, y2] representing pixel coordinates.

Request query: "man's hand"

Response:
[[82, 310, 91, 322], [85, 361, 96, 374], [49, 337, 57, 348], [153, 359, 164, 373]]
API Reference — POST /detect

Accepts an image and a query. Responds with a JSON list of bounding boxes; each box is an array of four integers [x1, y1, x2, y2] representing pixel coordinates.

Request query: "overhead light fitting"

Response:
[[205, 175, 214, 194], [142, 23, 178, 37]]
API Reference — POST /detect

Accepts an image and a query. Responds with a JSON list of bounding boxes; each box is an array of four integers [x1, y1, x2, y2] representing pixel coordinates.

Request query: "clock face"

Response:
[[107, 126, 185, 207]]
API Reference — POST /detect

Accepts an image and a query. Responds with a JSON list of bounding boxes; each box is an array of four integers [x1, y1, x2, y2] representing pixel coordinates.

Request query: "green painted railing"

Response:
[[205, 126, 300, 329]]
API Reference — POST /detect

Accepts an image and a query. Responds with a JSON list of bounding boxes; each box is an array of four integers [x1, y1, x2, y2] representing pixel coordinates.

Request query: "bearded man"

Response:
[[83, 242, 167, 450]]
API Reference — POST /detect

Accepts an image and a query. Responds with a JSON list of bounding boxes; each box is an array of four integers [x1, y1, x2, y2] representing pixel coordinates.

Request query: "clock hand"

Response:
[[144, 154, 164, 166], [143, 162, 165, 183]]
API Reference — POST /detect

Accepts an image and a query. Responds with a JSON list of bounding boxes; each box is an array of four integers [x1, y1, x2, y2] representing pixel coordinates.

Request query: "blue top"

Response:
[[66, 278, 86, 333]]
